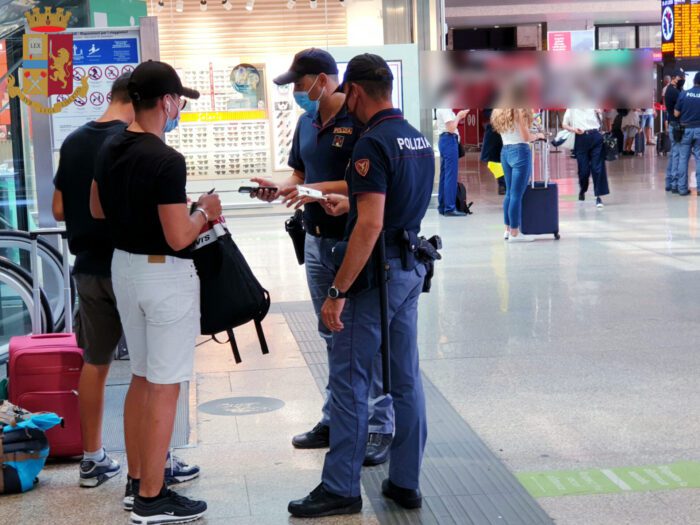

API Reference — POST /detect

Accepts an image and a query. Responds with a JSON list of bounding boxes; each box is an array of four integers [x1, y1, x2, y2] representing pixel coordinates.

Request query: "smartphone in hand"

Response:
[[238, 185, 279, 194]]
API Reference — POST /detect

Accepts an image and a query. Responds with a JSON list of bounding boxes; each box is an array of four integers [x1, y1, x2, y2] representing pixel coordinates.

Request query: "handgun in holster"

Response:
[[396, 230, 442, 293]]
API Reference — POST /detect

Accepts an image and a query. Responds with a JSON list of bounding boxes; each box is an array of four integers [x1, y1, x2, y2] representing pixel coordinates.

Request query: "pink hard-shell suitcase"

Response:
[[8, 230, 83, 457]]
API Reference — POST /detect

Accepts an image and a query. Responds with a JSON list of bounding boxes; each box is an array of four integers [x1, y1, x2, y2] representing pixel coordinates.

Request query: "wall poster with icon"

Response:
[[50, 28, 141, 150], [166, 63, 270, 180]]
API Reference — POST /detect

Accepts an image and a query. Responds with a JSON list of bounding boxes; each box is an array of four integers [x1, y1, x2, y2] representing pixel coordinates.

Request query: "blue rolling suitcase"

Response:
[[521, 140, 560, 240]]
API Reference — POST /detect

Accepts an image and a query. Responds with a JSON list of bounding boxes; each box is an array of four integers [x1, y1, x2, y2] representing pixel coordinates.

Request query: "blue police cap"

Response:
[[340, 53, 393, 90], [274, 48, 338, 86]]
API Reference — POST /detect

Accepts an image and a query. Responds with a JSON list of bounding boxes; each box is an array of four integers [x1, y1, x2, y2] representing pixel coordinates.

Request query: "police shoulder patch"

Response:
[[355, 159, 370, 177]]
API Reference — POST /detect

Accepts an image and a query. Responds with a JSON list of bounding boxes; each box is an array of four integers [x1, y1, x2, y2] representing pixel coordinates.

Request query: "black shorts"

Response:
[[73, 273, 123, 365]]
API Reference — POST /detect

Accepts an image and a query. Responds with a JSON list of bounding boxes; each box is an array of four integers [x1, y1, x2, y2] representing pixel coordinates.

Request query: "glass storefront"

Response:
[[596, 24, 661, 50], [144, 0, 397, 205]]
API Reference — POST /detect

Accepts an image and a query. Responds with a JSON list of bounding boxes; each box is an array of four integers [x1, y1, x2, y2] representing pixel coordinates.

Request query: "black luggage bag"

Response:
[[521, 140, 560, 240], [656, 131, 671, 156]]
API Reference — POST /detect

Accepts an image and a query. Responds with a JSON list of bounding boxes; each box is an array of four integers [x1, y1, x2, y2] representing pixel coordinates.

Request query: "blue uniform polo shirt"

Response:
[[288, 105, 362, 238], [346, 108, 435, 241], [676, 86, 700, 128]]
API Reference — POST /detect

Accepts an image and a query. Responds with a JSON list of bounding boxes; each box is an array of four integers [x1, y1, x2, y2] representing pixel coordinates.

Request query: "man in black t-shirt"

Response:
[[53, 74, 132, 489], [91, 60, 220, 525]]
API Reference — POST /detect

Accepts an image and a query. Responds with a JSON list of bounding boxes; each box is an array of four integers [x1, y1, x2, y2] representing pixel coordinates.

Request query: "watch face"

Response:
[[329, 287, 339, 299]]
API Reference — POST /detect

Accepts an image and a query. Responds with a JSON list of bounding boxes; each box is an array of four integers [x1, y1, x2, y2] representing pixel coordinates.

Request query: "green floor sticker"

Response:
[[517, 462, 700, 498]]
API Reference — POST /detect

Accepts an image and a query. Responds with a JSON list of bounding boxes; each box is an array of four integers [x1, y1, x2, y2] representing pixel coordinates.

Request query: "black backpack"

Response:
[[456, 183, 473, 215], [193, 225, 270, 364]]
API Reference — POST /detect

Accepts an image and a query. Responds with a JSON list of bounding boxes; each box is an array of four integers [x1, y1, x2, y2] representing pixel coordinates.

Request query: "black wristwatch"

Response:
[[328, 286, 346, 300]]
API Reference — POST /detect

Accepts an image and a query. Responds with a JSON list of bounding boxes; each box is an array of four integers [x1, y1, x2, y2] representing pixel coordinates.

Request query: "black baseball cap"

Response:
[[273, 48, 338, 85], [672, 68, 686, 78], [340, 53, 393, 90], [128, 60, 200, 102]]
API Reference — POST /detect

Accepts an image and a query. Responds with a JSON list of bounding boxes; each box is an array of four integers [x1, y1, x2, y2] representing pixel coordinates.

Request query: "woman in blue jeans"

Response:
[[491, 108, 545, 242]]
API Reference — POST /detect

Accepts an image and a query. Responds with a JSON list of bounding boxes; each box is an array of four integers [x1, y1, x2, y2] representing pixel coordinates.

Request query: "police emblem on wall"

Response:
[[6, 7, 89, 115]]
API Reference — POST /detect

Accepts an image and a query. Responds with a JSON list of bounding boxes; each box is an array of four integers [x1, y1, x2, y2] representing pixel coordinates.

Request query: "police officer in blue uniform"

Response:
[[253, 49, 395, 464], [674, 71, 700, 196], [288, 53, 434, 518], [664, 68, 686, 193]]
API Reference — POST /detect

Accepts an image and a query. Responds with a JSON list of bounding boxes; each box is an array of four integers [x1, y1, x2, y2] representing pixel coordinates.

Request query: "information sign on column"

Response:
[[51, 30, 140, 150]]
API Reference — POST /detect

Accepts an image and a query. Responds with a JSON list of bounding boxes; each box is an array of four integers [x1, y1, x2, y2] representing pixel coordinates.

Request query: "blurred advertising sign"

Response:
[[422, 50, 654, 111], [547, 30, 595, 52]]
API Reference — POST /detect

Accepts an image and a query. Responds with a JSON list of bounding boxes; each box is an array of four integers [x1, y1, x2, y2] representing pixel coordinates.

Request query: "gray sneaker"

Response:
[[79, 452, 121, 488]]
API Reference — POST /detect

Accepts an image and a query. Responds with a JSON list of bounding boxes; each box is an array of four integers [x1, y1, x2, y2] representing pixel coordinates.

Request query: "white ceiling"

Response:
[[446, 0, 659, 28]]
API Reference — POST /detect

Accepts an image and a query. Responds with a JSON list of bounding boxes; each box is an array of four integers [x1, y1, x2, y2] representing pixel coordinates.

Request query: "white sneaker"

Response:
[[596, 197, 604, 208], [504, 231, 510, 240], [508, 234, 535, 243]]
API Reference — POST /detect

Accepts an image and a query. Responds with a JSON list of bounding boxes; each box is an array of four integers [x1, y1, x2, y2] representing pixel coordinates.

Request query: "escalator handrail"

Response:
[[0, 256, 54, 334], [0, 230, 74, 331]]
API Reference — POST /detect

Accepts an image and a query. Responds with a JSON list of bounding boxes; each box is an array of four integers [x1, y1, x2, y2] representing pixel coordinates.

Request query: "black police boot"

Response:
[[288, 483, 362, 518], [292, 423, 329, 449], [382, 478, 423, 509], [363, 433, 392, 466]]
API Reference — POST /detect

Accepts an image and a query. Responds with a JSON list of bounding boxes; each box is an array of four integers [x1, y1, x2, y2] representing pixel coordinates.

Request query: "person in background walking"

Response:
[[562, 108, 610, 208], [490, 108, 545, 242], [481, 108, 506, 195], [641, 108, 656, 146], [436, 107, 469, 216], [621, 109, 642, 155]]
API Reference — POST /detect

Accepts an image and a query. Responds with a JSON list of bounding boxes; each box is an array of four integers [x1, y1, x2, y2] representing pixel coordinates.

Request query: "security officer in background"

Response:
[[665, 68, 686, 193], [253, 48, 395, 464], [674, 71, 700, 196], [288, 54, 434, 518]]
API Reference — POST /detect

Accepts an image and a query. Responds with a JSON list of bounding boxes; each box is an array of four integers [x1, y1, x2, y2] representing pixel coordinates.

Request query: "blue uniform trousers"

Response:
[[304, 234, 394, 434], [438, 133, 459, 214], [666, 123, 682, 191], [677, 127, 700, 195], [322, 259, 427, 497]]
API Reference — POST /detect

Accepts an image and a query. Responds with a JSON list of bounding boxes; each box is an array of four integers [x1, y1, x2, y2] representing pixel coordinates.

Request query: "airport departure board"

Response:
[[662, 0, 700, 59]]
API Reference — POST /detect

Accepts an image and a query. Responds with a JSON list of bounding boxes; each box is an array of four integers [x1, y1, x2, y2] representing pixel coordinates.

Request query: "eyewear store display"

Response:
[[166, 64, 272, 180], [148, 0, 353, 188]]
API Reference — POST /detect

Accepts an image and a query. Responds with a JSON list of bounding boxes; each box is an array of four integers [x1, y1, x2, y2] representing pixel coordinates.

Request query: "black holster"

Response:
[[285, 210, 306, 265], [411, 233, 442, 293]]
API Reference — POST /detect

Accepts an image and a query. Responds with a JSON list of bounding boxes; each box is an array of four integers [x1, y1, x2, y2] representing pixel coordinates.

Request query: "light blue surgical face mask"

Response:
[[293, 77, 323, 114], [164, 97, 181, 133]]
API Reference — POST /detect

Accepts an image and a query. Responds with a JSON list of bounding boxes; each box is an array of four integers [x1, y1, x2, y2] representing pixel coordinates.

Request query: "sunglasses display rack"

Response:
[[167, 120, 270, 180], [271, 83, 299, 171]]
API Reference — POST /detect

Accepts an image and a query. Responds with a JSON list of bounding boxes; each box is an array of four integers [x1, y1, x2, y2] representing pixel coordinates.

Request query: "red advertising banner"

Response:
[[547, 32, 572, 52], [47, 33, 73, 95]]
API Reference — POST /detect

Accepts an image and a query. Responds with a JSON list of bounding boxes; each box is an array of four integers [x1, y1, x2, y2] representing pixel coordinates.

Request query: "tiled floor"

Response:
[[2, 151, 700, 524]]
